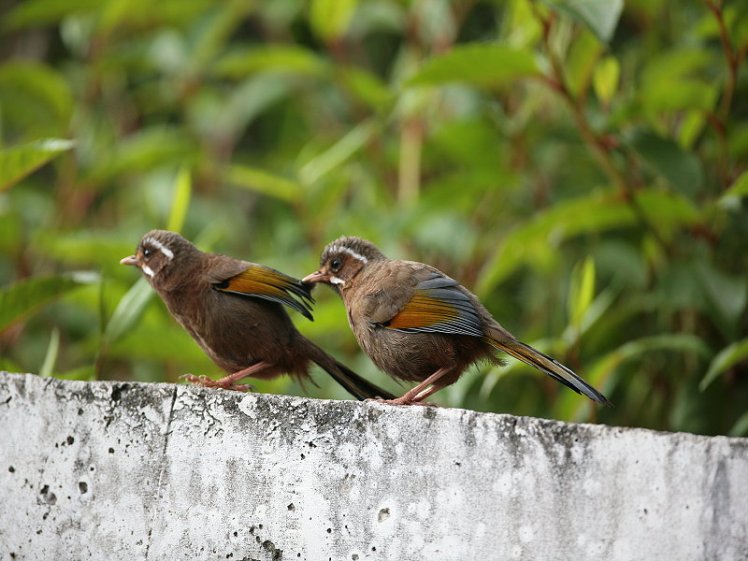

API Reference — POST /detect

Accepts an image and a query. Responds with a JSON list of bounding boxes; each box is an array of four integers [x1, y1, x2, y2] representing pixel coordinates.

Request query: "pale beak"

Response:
[[302, 270, 328, 284], [120, 255, 140, 267]]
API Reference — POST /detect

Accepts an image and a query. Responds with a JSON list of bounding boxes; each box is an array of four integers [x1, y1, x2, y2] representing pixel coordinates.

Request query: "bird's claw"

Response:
[[180, 374, 254, 392]]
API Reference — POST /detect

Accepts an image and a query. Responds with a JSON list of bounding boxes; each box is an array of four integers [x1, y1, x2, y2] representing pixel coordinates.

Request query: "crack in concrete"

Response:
[[144, 386, 178, 560]]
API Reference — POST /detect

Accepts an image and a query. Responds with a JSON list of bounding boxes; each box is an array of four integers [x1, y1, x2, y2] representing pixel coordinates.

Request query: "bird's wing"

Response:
[[368, 265, 484, 337], [210, 259, 315, 320]]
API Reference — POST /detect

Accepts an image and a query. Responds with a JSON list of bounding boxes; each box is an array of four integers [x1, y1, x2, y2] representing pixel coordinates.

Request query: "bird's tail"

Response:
[[305, 340, 395, 401], [486, 330, 611, 406]]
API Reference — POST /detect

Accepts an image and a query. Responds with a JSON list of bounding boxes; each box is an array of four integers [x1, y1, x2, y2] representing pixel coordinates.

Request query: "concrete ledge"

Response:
[[1, 372, 746, 560]]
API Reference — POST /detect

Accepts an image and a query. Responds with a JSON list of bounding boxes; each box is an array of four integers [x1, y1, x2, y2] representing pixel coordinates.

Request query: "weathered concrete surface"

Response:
[[0, 373, 746, 561]]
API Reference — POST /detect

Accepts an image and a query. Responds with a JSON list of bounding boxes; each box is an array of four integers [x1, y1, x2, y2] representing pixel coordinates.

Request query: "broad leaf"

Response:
[[700, 338, 748, 391], [225, 165, 302, 203], [568, 257, 596, 329], [214, 45, 329, 79], [104, 278, 153, 345], [0, 139, 74, 191], [542, 0, 623, 43], [407, 44, 539, 88], [167, 166, 191, 233], [310, 0, 358, 42], [0, 272, 98, 331], [629, 130, 704, 197]]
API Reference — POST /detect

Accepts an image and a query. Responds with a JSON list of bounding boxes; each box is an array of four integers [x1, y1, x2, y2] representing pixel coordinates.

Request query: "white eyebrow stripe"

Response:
[[329, 245, 368, 264], [142, 265, 155, 278], [143, 236, 174, 260]]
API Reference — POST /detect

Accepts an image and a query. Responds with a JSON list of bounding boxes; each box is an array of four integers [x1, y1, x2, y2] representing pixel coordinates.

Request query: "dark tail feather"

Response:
[[306, 341, 395, 401], [487, 334, 612, 406]]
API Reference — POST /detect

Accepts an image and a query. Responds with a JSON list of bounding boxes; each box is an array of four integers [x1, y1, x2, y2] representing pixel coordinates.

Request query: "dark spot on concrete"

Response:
[[111, 384, 130, 402], [307, 441, 317, 448], [422, 407, 437, 420], [226, 553, 233, 558], [249, 526, 255, 534], [258, 524, 263, 530], [378, 508, 390, 522], [261, 540, 282, 561], [78, 481, 88, 494], [8, 466, 14, 473], [255, 536, 261, 544], [300, 453, 305, 460], [78, 408, 83, 415], [351, 555, 359, 560], [42, 512, 48, 520], [233, 531, 238, 537], [67, 436, 74, 445], [287, 503, 295, 511], [455, 461, 461, 467], [89, 466, 95, 471], [39, 485, 57, 505], [371, 546, 376, 552], [643, 508, 648, 514], [108, 447, 114, 454], [36, 529, 42, 535], [326, 528, 331, 534]]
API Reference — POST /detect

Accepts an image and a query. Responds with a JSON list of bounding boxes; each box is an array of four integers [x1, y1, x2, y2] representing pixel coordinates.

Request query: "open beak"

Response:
[[120, 255, 140, 267], [302, 270, 328, 284]]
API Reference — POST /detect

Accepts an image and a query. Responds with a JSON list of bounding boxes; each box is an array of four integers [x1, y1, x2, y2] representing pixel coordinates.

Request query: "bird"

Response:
[[120, 230, 394, 400], [302, 236, 611, 406]]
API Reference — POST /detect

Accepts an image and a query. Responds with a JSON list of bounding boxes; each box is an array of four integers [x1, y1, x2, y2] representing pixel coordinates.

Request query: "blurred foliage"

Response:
[[0, 0, 746, 436]]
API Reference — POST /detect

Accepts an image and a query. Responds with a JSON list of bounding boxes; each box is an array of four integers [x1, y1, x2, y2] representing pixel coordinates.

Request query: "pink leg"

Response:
[[181, 361, 273, 392], [382, 367, 453, 406]]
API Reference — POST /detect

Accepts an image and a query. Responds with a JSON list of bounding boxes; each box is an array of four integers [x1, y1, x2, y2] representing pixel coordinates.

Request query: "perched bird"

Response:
[[303, 236, 611, 406], [120, 230, 393, 400]]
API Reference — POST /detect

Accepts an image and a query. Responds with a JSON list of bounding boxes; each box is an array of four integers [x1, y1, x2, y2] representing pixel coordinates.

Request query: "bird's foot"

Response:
[[180, 374, 254, 392], [372, 397, 437, 407]]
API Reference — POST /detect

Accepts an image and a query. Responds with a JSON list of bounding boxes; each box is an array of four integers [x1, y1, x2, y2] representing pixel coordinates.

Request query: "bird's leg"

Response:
[[181, 361, 273, 392], [383, 366, 452, 406]]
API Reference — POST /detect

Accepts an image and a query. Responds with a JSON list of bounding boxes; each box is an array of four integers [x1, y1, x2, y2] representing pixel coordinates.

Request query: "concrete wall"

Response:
[[1, 372, 746, 561]]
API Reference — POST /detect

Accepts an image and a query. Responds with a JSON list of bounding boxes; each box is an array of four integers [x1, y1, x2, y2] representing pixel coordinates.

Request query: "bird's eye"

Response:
[[143, 247, 152, 259], [330, 257, 342, 272]]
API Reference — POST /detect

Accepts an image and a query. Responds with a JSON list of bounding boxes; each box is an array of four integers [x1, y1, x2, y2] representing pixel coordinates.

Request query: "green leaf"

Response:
[[214, 45, 329, 79], [0, 138, 75, 191], [476, 192, 636, 296], [700, 338, 748, 391], [225, 165, 302, 203], [729, 412, 748, 437], [3, 0, 101, 29], [629, 130, 704, 197], [566, 29, 604, 96], [0, 62, 74, 135], [39, 328, 60, 377], [0, 272, 99, 331], [719, 171, 748, 208], [309, 0, 358, 42], [542, 0, 623, 43], [167, 166, 191, 233], [406, 44, 539, 88], [337, 66, 393, 110], [299, 119, 376, 185], [593, 56, 620, 105], [104, 278, 154, 345], [568, 257, 596, 329]]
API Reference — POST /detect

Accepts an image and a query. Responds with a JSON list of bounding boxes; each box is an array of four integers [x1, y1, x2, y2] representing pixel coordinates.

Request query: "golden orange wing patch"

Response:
[[386, 293, 461, 330], [216, 265, 314, 320]]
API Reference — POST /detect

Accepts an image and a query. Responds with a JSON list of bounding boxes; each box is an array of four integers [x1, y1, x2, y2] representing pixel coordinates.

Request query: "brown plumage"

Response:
[[120, 230, 393, 400], [303, 236, 611, 406]]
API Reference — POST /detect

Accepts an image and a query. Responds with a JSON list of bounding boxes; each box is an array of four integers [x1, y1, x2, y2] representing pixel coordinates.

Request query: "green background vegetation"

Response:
[[1, 0, 746, 435]]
